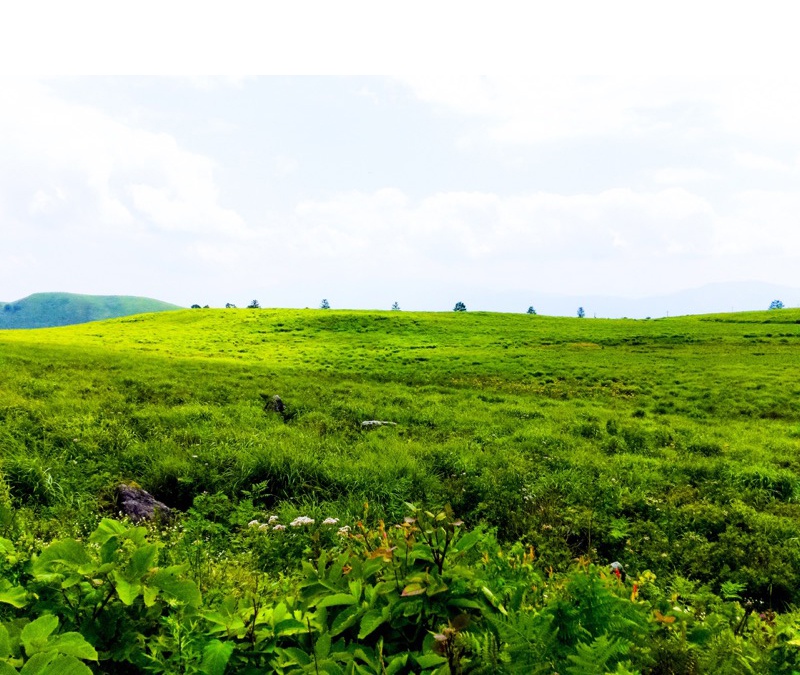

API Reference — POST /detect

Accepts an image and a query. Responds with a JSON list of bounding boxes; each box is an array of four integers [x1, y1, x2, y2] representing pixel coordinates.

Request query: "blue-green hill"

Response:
[[0, 292, 182, 329]]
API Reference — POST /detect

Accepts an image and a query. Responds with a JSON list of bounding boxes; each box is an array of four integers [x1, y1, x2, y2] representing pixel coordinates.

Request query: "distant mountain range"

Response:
[[0, 293, 182, 329]]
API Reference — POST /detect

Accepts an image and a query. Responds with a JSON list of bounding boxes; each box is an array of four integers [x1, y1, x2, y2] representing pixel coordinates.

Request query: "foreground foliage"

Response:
[[3, 508, 800, 673]]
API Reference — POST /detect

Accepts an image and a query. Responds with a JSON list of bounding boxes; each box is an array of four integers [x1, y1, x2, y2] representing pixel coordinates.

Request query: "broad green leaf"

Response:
[[98, 538, 120, 565], [32, 541, 91, 577], [21, 615, 58, 655], [112, 574, 141, 606], [318, 661, 344, 675], [385, 653, 409, 675], [357, 610, 387, 639], [330, 605, 362, 636], [453, 529, 481, 553], [348, 580, 363, 602], [124, 526, 148, 547], [143, 585, 159, 607], [361, 559, 383, 580], [315, 593, 357, 609], [0, 662, 18, 675], [401, 583, 425, 597], [48, 633, 98, 660], [0, 581, 27, 609], [0, 624, 11, 659], [88, 519, 127, 545], [150, 569, 201, 607], [61, 575, 83, 590], [127, 544, 158, 579], [200, 639, 234, 675], [277, 647, 312, 666], [272, 602, 288, 625], [19, 650, 57, 674], [352, 646, 378, 669], [314, 631, 331, 660], [21, 652, 93, 675], [273, 618, 306, 636], [0, 537, 15, 554], [414, 653, 447, 668]]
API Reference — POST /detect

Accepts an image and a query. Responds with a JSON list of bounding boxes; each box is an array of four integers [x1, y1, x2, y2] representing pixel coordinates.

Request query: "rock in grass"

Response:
[[361, 420, 397, 428], [117, 484, 170, 522], [260, 393, 295, 421], [261, 393, 285, 413]]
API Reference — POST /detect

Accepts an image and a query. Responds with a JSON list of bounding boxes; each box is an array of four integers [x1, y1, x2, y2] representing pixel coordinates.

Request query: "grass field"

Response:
[[2, 307, 800, 672], [3, 308, 800, 591]]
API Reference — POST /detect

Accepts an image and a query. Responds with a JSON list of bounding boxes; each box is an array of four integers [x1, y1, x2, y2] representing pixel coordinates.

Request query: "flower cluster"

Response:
[[290, 516, 315, 527], [247, 515, 346, 533]]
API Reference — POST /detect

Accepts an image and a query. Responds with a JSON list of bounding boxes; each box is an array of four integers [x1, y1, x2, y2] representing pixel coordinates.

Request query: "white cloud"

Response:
[[236, 186, 722, 297], [0, 80, 246, 238], [207, 183, 791, 300], [273, 155, 300, 177], [653, 168, 718, 185], [388, 6, 800, 148], [718, 190, 800, 254], [733, 151, 795, 174]]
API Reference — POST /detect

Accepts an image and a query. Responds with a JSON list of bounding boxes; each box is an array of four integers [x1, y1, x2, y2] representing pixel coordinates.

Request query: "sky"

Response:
[[2, 2, 800, 315]]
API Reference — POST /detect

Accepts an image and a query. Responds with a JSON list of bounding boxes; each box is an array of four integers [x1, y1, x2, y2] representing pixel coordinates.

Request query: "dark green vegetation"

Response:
[[2, 308, 800, 672], [0, 293, 181, 329]]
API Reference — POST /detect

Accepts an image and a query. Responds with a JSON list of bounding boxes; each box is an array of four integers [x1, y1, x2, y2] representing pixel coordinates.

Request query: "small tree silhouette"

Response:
[[225, 302, 237, 309], [391, 301, 401, 311], [320, 299, 331, 309], [191, 304, 201, 309], [247, 299, 260, 309], [527, 306, 537, 315], [769, 299, 784, 310], [453, 301, 467, 312], [577, 306, 585, 318]]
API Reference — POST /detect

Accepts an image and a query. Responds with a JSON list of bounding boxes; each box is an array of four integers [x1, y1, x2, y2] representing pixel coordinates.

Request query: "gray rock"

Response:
[[117, 484, 170, 522], [260, 393, 285, 413], [361, 420, 398, 428]]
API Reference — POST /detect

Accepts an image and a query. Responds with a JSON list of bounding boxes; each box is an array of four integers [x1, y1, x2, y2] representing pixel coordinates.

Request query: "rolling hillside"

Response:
[[0, 292, 182, 329], [3, 307, 800, 670]]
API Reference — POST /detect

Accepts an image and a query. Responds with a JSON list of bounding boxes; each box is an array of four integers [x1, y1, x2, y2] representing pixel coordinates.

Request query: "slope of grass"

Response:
[[0, 292, 182, 329], [2, 307, 800, 607]]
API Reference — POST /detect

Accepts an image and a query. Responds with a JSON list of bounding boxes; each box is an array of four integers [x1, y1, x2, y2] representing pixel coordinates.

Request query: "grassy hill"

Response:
[[0, 292, 182, 329], [2, 307, 800, 670]]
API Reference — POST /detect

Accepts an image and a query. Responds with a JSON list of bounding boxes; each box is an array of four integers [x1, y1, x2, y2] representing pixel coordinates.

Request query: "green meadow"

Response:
[[2, 308, 800, 673]]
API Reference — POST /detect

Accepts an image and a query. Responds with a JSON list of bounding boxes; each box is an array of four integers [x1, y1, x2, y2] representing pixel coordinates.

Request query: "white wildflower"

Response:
[[273, 524, 286, 531], [248, 520, 260, 528], [259, 523, 270, 531], [268, 515, 280, 524], [322, 517, 339, 526], [290, 516, 315, 527], [337, 525, 351, 536]]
